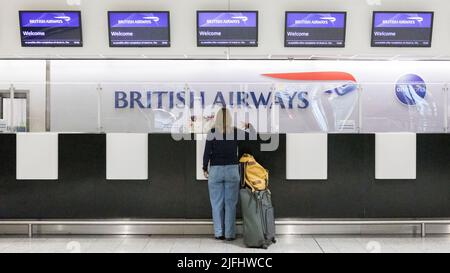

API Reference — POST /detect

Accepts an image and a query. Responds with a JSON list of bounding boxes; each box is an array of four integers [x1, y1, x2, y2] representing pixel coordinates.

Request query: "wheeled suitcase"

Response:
[[239, 160, 276, 249], [240, 187, 276, 249]]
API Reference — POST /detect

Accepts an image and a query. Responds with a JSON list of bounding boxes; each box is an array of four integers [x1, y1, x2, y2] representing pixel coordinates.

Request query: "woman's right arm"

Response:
[[237, 123, 257, 159]]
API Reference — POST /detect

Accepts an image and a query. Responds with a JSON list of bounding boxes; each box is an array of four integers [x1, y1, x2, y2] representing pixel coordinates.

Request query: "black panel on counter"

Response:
[[57, 134, 106, 218], [0, 134, 19, 217], [146, 134, 190, 218], [414, 134, 450, 217], [184, 135, 210, 219], [269, 134, 371, 218]]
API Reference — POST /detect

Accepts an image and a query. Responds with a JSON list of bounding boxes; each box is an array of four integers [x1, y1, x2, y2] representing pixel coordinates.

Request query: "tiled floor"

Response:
[[1, 235, 450, 253]]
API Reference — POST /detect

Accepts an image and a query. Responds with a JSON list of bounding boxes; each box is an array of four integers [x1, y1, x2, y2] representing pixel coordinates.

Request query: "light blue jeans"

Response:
[[208, 165, 240, 238]]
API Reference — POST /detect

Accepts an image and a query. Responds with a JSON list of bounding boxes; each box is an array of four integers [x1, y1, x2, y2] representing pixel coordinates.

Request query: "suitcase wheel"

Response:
[[272, 238, 277, 244]]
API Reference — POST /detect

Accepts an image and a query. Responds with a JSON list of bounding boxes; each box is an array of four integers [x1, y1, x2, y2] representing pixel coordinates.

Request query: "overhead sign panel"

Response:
[[19, 11, 82, 47], [108, 12, 170, 47], [197, 11, 258, 47], [371, 12, 434, 47], [285, 12, 347, 47]]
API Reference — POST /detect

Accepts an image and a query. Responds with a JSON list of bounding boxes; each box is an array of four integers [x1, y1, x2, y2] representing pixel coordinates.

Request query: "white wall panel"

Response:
[[106, 133, 148, 180], [286, 133, 328, 180], [16, 133, 58, 180], [196, 134, 207, 180], [375, 133, 416, 179]]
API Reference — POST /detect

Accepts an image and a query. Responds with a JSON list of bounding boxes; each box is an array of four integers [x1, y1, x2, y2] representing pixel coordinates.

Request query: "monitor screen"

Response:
[[285, 12, 346, 47], [197, 11, 258, 47], [19, 11, 82, 47], [371, 11, 434, 47], [108, 11, 170, 47]]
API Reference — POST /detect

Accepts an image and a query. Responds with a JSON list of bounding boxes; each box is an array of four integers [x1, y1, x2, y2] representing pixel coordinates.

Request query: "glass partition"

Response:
[[51, 82, 99, 133], [1, 60, 449, 134], [0, 80, 446, 134], [0, 80, 447, 134], [447, 85, 450, 132], [361, 83, 446, 133], [0, 83, 45, 133]]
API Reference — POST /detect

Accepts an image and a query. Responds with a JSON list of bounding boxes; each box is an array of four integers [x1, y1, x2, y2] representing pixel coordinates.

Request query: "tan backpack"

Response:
[[239, 154, 269, 192]]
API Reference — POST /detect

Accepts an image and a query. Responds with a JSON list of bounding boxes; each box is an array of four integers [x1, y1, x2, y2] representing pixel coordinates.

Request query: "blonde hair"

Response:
[[214, 107, 233, 134]]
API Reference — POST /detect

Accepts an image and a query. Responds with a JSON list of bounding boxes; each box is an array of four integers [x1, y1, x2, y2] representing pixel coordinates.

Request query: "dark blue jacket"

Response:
[[202, 126, 256, 172]]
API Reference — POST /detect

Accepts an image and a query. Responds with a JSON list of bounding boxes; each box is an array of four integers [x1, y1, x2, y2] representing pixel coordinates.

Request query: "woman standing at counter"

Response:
[[203, 107, 255, 241]]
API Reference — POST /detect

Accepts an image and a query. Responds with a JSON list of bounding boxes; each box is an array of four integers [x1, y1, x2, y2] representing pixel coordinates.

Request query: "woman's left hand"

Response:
[[241, 122, 251, 129]]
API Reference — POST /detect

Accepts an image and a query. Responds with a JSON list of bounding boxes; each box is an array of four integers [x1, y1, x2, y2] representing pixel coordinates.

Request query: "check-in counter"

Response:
[[0, 133, 449, 219]]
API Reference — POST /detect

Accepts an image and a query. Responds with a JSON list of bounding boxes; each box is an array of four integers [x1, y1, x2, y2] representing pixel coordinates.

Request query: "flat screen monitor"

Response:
[[108, 11, 170, 47], [285, 11, 346, 47], [197, 11, 258, 47], [19, 11, 82, 47], [371, 11, 434, 47]]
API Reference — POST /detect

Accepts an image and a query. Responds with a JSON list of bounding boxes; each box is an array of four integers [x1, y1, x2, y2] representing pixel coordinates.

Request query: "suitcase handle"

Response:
[[240, 163, 246, 189]]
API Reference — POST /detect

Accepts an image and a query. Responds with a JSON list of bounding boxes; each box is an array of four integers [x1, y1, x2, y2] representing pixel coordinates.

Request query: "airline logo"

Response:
[[293, 16, 336, 24], [198, 12, 257, 27], [407, 16, 423, 23], [231, 16, 248, 22], [53, 16, 71, 22], [117, 16, 159, 24], [114, 71, 358, 111], [395, 74, 427, 106], [28, 15, 70, 24], [287, 13, 346, 28], [262, 71, 358, 96], [142, 16, 160, 23], [21, 12, 80, 27], [206, 16, 248, 24], [109, 13, 169, 28], [116, 17, 160, 25], [381, 17, 422, 25], [374, 12, 433, 28], [320, 16, 336, 23]]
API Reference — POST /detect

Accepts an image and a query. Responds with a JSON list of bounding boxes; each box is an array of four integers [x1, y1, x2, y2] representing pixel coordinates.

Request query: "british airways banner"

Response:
[[49, 60, 448, 134]]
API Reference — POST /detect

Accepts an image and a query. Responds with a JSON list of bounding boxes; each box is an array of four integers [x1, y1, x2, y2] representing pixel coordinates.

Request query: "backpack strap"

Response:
[[242, 162, 258, 192], [245, 163, 257, 192]]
